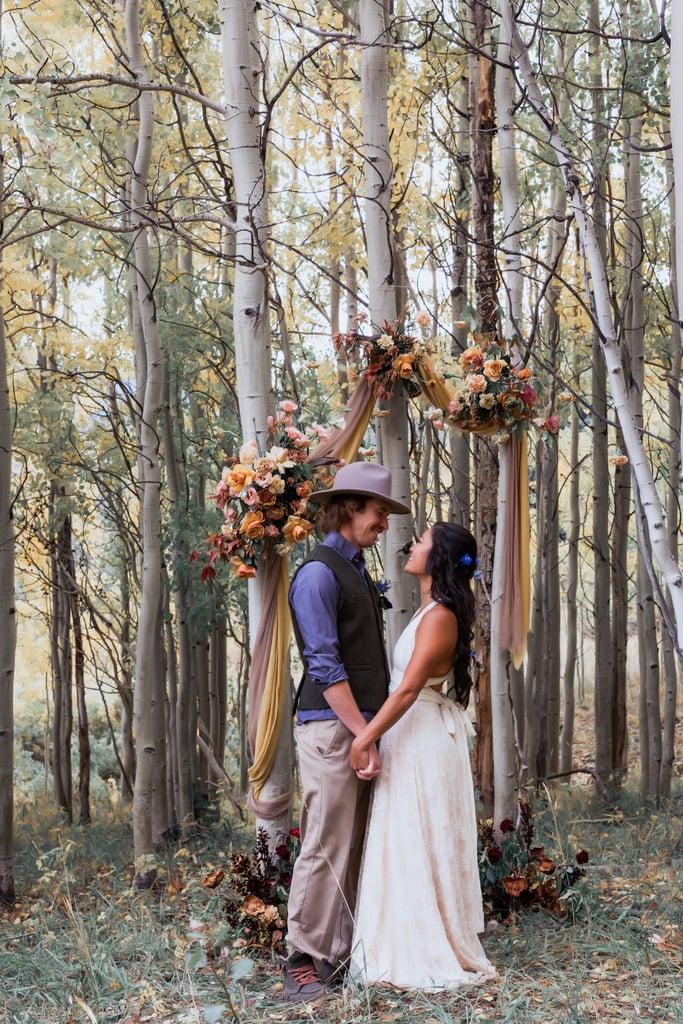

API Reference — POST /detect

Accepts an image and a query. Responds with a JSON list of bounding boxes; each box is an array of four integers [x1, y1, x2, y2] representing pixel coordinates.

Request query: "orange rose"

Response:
[[227, 463, 255, 494], [483, 359, 505, 382], [231, 559, 257, 579], [240, 510, 266, 540], [392, 353, 415, 378], [295, 480, 313, 499], [283, 515, 315, 543], [517, 367, 533, 381], [461, 347, 484, 371]]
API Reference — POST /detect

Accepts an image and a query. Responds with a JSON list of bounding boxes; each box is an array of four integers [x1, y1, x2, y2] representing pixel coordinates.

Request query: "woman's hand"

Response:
[[350, 737, 381, 778]]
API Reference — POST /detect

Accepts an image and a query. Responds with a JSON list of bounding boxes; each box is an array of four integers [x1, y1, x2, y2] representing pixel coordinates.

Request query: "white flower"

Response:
[[239, 440, 258, 465], [267, 446, 295, 468], [423, 406, 443, 422], [378, 333, 393, 350]]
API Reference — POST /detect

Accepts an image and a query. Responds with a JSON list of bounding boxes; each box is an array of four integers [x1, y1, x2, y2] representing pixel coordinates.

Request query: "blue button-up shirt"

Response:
[[290, 532, 374, 724]]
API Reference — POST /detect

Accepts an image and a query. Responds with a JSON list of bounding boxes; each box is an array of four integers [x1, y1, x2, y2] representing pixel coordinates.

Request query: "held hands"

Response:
[[350, 738, 381, 779]]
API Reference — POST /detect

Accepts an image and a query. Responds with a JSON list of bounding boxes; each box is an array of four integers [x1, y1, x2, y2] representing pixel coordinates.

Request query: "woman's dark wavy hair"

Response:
[[425, 521, 477, 708]]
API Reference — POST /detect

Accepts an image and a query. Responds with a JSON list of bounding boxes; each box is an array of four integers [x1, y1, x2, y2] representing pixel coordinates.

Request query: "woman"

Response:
[[349, 522, 496, 990]]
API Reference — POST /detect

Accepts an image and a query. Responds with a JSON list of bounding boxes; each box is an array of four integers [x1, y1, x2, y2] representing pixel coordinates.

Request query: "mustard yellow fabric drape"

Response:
[[248, 553, 292, 806]]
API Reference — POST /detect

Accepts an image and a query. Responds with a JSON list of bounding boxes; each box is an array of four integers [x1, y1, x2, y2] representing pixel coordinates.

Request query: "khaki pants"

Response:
[[286, 719, 372, 970]]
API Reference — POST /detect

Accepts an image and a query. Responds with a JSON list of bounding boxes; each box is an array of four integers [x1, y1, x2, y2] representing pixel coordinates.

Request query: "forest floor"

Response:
[[2, 706, 683, 1024]]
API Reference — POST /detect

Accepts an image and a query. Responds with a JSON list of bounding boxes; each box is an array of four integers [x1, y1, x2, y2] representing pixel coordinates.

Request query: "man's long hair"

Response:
[[317, 496, 367, 535]]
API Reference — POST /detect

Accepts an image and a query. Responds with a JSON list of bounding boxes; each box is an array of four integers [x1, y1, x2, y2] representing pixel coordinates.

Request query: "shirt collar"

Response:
[[325, 531, 364, 566]]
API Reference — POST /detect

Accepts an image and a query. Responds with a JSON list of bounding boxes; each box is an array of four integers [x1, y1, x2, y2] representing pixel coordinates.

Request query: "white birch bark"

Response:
[[218, 0, 291, 844], [126, 0, 169, 873], [508, 9, 683, 652], [490, 2, 520, 824], [359, 0, 413, 651], [672, 2, 683, 330], [0, 66, 16, 893]]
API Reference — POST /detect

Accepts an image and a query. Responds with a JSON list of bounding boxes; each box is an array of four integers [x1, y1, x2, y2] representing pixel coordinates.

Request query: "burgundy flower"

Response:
[[487, 844, 503, 864], [275, 844, 290, 860], [576, 850, 589, 865], [499, 818, 515, 834]]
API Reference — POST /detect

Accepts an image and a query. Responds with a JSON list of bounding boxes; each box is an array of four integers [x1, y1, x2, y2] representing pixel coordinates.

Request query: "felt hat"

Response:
[[309, 462, 410, 515]]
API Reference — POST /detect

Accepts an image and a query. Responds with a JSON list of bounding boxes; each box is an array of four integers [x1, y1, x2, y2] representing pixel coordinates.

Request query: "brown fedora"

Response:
[[309, 462, 410, 515]]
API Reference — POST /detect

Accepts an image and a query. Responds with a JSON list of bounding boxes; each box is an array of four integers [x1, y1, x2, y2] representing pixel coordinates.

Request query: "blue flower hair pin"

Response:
[[459, 553, 482, 580]]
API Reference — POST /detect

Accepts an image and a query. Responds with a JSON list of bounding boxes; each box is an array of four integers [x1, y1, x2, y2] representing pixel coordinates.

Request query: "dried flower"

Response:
[[205, 415, 332, 576]]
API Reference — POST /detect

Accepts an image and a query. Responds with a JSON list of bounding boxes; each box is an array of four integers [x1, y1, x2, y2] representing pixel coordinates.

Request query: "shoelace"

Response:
[[288, 963, 320, 987]]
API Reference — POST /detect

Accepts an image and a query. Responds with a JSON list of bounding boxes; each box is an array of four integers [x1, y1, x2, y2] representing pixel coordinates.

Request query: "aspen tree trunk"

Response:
[[560, 377, 581, 773], [492, 0, 522, 822], [539, 173, 567, 777], [510, 6, 683, 717], [48, 491, 74, 822], [622, 103, 655, 788], [161, 358, 195, 832], [661, 127, 681, 797], [0, 33, 16, 891], [218, 0, 291, 844], [468, 0, 498, 816], [126, 0, 170, 877], [359, 0, 413, 649], [586, 0, 614, 786], [449, 50, 471, 528]]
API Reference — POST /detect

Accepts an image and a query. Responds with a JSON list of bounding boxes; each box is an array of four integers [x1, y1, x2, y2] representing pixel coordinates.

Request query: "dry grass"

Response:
[[2, 780, 682, 1024]]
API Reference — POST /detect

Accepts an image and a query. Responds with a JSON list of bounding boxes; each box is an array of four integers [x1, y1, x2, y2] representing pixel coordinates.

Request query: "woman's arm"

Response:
[[349, 604, 457, 771]]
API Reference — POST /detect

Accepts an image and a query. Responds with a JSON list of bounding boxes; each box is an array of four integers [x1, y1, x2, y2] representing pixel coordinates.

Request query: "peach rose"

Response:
[[279, 399, 298, 414], [483, 359, 505, 382], [240, 510, 266, 540], [466, 374, 487, 394], [282, 515, 315, 543], [415, 310, 431, 329], [239, 440, 258, 465], [254, 456, 277, 477], [517, 367, 533, 381]]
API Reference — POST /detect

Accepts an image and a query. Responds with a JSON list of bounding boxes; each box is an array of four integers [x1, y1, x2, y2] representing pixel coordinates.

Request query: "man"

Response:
[[283, 461, 410, 1002]]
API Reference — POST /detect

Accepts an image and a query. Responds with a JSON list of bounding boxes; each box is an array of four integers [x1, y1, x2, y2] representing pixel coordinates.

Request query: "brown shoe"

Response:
[[283, 952, 325, 1003], [319, 959, 348, 988]]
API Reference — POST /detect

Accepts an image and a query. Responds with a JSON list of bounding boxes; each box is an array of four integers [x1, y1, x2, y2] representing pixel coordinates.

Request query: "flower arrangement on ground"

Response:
[[204, 402, 332, 578], [222, 828, 301, 953], [447, 339, 540, 435], [333, 310, 433, 403], [478, 800, 589, 921]]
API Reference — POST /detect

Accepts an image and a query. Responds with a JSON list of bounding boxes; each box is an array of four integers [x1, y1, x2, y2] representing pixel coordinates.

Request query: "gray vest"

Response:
[[291, 544, 389, 713]]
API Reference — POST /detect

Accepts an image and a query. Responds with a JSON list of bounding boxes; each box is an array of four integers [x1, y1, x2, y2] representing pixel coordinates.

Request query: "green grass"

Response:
[[2, 783, 682, 1023]]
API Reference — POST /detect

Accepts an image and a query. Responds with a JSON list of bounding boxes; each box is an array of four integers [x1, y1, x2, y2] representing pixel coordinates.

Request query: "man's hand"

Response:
[[351, 738, 381, 778]]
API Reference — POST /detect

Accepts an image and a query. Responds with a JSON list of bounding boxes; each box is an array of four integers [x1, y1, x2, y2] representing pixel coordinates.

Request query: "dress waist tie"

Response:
[[418, 687, 475, 740]]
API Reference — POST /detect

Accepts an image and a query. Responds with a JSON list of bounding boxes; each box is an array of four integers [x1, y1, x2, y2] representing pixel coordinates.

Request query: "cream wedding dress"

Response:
[[350, 603, 496, 990]]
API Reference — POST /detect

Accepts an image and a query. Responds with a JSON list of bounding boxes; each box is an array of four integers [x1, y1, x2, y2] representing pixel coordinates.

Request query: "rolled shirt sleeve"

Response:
[[289, 559, 349, 690]]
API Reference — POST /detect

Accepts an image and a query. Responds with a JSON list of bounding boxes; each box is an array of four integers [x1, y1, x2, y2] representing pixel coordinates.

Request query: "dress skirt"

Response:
[[350, 611, 496, 990]]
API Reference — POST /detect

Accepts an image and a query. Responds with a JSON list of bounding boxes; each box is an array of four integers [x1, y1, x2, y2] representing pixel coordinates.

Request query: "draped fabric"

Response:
[[247, 553, 294, 817], [306, 375, 377, 468], [246, 364, 531, 821]]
